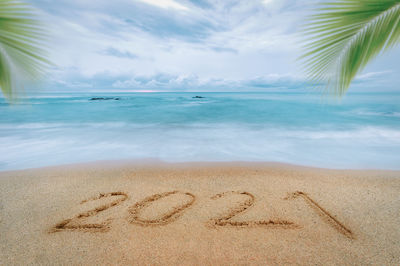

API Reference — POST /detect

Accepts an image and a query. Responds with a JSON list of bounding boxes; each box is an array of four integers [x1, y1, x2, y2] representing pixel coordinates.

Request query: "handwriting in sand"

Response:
[[51, 190, 354, 239]]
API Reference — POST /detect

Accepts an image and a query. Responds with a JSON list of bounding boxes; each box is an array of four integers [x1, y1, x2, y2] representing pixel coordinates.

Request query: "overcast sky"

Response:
[[31, 0, 400, 93]]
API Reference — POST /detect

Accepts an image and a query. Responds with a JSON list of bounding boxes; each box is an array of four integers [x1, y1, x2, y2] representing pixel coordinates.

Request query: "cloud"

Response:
[[136, 0, 189, 10], [110, 72, 304, 91], [100, 47, 139, 59], [28, 0, 399, 93], [355, 71, 392, 81], [210, 47, 238, 54], [262, 0, 275, 6]]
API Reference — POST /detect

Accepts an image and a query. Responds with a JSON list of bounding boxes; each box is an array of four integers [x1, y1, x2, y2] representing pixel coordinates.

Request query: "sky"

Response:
[[29, 0, 400, 93]]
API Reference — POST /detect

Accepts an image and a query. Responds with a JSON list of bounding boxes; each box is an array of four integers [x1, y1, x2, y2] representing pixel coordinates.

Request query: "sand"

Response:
[[0, 160, 399, 265]]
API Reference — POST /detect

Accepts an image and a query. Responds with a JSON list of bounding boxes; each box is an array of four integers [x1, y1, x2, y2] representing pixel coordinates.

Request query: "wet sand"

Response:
[[1, 160, 399, 265]]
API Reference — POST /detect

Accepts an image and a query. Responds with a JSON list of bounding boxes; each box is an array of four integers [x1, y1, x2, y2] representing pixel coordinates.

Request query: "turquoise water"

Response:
[[0, 92, 399, 170]]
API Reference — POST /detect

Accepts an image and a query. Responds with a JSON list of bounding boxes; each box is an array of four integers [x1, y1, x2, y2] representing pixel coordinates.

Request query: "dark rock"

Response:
[[90, 97, 120, 101]]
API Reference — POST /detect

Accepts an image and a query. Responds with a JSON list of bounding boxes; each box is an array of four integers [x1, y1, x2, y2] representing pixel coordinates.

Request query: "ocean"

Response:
[[0, 92, 399, 171]]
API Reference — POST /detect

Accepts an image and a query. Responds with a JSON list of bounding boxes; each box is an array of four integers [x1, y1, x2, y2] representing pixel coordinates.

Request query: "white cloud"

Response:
[[136, 0, 188, 10], [42, 1, 304, 81], [110, 72, 303, 91], [355, 71, 392, 81], [32, 0, 399, 92], [262, 0, 275, 5]]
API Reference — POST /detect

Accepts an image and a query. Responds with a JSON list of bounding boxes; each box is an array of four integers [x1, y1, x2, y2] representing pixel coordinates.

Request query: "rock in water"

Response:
[[90, 97, 120, 101]]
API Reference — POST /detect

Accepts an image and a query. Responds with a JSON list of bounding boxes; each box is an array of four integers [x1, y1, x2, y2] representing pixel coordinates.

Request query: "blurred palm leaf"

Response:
[[0, 0, 51, 99], [300, 0, 400, 96]]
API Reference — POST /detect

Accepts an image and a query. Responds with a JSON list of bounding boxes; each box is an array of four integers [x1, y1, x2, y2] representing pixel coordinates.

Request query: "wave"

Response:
[[2, 122, 400, 138], [1, 92, 400, 171], [280, 127, 400, 140], [1, 124, 400, 171], [350, 109, 400, 118]]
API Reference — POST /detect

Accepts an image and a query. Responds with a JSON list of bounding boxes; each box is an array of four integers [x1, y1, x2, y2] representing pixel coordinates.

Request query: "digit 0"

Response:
[[127, 191, 196, 226]]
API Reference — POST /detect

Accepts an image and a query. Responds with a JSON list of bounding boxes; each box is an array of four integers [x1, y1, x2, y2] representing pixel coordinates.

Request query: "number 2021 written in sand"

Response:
[[51, 190, 354, 239]]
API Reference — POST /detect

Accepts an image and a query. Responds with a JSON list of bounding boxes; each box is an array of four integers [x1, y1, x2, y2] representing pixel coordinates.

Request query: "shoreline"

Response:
[[1, 160, 399, 264], [2, 159, 400, 174]]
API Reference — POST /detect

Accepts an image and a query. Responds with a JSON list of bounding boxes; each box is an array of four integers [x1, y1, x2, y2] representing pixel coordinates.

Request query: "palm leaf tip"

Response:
[[0, 0, 51, 100], [299, 0, 400, 96]]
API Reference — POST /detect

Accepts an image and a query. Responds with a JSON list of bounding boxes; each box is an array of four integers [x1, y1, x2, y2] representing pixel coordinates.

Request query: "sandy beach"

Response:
[[1, 160, 399, 265]]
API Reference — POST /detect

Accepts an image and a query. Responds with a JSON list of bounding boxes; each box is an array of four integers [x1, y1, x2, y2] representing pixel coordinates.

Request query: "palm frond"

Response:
[[0, 0, 51, 100], [300, 0, 400, 96]]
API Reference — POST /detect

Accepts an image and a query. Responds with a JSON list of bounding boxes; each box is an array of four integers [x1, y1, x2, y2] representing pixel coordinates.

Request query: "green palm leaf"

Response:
[[300, 0, 400, 96], [0, 0, 51, 100]]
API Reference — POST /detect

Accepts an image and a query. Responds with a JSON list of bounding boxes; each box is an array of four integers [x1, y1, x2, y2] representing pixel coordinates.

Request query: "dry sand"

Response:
[[0, 160, 399, 265]]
